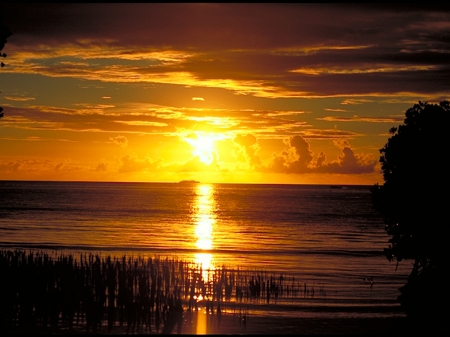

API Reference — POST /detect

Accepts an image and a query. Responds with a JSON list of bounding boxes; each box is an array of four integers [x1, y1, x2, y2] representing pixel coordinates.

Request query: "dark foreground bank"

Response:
[[5, 313, 447, 336], [1, 250, 446, 336]]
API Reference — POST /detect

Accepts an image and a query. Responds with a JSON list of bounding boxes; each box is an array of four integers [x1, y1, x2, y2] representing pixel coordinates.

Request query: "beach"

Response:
[[59, 309, 440, 336], [144, 311, 445, 336], [8, 311, 447, 336], [179, 312, 410, 335]]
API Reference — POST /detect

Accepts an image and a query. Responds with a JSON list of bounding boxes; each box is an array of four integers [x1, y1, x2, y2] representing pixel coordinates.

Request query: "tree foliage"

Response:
[[372, 101, 450, 323]]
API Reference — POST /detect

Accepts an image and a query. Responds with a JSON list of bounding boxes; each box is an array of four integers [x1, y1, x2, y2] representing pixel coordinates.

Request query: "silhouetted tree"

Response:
[[372, 101, 450, 326], [0, 17, 11, 119]]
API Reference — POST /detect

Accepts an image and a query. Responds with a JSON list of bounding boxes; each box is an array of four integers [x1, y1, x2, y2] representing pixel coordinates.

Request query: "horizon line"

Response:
[[0, 179, 377, 186]]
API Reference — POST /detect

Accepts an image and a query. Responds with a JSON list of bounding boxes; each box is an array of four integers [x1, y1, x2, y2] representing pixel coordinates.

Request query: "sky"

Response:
[[1, 4, 449, 185]]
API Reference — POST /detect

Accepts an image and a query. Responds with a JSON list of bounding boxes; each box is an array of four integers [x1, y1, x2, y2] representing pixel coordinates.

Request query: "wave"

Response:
[[0, 242, 385, 258]]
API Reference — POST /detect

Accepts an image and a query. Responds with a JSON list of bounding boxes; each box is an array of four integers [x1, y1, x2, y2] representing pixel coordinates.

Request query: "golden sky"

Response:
[[1, 4, 449, 184]]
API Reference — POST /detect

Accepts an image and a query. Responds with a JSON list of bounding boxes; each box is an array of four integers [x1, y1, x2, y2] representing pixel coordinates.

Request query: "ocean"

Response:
[[0, 181, 410, 319]]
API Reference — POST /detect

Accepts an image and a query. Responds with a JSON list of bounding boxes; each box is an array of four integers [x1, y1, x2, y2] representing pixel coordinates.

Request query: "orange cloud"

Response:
[[110, 135, 128, 148], [117, 153, 162, 173], [233, 134, 261, 168], [317, 116, 404, 123]]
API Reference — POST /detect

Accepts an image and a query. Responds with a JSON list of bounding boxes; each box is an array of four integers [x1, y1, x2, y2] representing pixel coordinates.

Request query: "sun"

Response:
[[183, 132, 222, 165]]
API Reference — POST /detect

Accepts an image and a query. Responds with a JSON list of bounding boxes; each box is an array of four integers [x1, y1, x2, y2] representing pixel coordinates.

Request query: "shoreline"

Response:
[[179, 311, 411, 335], [168, 304, 446, 335], [27, 310, 444, 335]]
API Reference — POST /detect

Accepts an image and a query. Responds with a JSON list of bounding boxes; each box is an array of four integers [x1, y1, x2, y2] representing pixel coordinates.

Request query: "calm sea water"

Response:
[[0, 181, 410, 318]]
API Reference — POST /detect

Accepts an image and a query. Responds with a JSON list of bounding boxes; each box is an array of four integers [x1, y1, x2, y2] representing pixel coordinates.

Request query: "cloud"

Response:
[[2, 105, 175, 135], [176, 155, 221, 173], [117, 153, 161, 173], [333, 139, 350, 149], [110, 135, 128, 148], [316, 146, 377, 174], [291, 65, 437, 75], [317, 115, 404, 123], [341, 99, 373, 105], [114, 121, 168, 127], [289, 135, 313, 169], [8, 45, 449, 98], [300, 128, 361, 140], [3, 104, 308, 139], [0, 159, 79, 174], [94, 162, 108, 172], [0, 160, 24, 172], [316, 151, 326, 167], [54, 161, 65, 171], [4, 96, 35, 101], [263, 135, 377, 175], [233, 134, 261, 167], [3, 4, 450, 98]]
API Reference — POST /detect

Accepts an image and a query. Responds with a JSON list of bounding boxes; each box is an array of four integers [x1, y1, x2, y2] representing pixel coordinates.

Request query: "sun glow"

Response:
[[183, 132, 224, 165]]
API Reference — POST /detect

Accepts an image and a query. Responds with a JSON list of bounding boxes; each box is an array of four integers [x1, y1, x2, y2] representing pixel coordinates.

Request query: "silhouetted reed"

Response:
[[0, 249, 321, 333]]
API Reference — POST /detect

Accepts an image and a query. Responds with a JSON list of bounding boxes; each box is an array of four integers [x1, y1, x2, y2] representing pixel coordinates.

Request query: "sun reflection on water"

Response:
[[193, 184, 216, 276]]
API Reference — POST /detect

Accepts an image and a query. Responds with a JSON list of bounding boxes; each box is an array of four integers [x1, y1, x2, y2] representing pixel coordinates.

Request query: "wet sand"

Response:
[[176, 310, 446, 335], [22, 309, 447, 335], [177, 310, 403, 335]]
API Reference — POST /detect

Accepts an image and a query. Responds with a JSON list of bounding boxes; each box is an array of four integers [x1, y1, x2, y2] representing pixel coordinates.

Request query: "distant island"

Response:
[[178, 180, 200, 184]]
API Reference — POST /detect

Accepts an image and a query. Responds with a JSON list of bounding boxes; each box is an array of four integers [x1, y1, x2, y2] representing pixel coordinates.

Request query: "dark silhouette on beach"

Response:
[[372, 101, 449, 333]]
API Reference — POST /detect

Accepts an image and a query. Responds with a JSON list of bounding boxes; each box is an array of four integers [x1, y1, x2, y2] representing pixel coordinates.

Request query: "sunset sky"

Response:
[[1, 4, 449, 184]]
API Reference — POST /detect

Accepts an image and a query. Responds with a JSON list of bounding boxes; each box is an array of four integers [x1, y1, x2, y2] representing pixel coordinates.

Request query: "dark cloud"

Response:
[[289, 135, 313, 168], [4, 4, 397, 49], [316, 146, 377, 174], [263, 135, 377, 175], [2, 4, 449, 97]]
